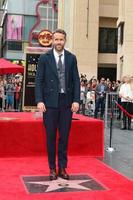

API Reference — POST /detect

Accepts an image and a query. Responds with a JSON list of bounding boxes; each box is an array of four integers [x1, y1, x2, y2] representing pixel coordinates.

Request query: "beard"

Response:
[[54, 44, 64, 52]]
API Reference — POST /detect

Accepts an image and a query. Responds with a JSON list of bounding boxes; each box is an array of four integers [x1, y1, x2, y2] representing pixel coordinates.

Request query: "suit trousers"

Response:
[[94, 97, 105, 118], [43, 94, 72, 169]]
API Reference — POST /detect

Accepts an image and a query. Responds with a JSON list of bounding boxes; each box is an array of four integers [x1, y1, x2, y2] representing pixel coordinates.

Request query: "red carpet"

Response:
[[0, 112, 133, 199], [0, 156, 133, 200], [0, 112, 104, 157]]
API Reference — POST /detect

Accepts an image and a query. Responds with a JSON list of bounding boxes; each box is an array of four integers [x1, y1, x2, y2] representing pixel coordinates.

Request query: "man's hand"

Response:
[[71, 102, 79, 113], [37, 102, 46, 112]]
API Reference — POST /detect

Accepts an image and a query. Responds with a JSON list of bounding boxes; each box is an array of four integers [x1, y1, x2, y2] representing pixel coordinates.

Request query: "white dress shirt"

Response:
[[119, 83, 133, 102], [53, 49, 65, 93], [53, 48, 65, 66]]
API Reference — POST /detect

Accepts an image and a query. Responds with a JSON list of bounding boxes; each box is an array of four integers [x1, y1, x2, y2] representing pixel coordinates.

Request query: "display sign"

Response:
[[23, 54, 40, 108], [6, 15, 23, 40], [38, 30, 52, 47]]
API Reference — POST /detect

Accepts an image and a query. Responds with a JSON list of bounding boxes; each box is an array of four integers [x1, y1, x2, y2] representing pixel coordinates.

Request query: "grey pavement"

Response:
[[103, 120, 133, 180]]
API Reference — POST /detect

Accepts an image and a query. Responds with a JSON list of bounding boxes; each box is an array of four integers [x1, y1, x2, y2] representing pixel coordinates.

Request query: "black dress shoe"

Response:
[[121, 127, 127, 130], [58, 168, 69, 180], [49, 169, 57, 181]]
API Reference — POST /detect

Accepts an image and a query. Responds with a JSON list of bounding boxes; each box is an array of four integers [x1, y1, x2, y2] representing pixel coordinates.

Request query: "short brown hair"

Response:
[[53, 29, 67, 38]]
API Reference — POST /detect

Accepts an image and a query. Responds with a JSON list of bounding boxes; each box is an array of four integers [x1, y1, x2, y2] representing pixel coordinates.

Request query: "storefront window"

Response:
[[23, 16, 36, 41], [36, 0, 58, 32], [29, 0, 58, 46]]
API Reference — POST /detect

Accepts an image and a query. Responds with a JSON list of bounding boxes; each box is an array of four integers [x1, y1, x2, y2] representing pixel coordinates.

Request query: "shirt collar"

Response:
[[53, 48, 65, 58]]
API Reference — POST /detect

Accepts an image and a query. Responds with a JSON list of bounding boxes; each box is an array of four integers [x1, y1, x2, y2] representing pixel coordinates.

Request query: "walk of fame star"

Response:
[[28, 177, 91, 192], [22, 174, 106, 193]]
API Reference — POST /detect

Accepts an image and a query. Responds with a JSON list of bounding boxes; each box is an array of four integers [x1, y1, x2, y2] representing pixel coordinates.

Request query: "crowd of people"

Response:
[[79, 74, 133, 129], [0, 74, 23, 111], [79, 74, 121, 116], [0, 72, 133, 130]]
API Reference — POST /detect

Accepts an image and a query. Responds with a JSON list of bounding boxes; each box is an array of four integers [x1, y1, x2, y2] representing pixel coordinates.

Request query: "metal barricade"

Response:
[[85, 90, 95, 116], [78, 90, 95, 116], [79, 92, 120, 128], [104, 92, 119, 127]]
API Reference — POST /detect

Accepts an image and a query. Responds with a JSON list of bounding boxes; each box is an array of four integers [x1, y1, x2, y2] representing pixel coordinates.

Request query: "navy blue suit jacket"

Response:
[[35, 49, 80, 108]]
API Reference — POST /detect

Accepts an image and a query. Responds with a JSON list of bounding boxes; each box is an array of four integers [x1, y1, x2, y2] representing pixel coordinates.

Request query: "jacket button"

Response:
[[51, 79, 54, 82], [50, 89, 53, 91]]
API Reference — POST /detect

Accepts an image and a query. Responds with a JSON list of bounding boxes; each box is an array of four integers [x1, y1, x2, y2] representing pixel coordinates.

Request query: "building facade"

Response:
[[58, 0, 118, 81], [0, 0, 133, 81], [117, 0, 133, 78], [1, 0, 58, 61], [0, 0, 6, 57]]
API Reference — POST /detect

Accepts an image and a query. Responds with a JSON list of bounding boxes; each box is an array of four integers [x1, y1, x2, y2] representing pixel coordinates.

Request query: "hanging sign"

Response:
[[38, 30, 52, 47]]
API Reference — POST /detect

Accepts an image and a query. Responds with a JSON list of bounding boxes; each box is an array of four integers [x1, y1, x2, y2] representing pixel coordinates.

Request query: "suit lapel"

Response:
[[47, 49, 58, 78], [64, 50, 70, 83], [47, 49, 71, 82]]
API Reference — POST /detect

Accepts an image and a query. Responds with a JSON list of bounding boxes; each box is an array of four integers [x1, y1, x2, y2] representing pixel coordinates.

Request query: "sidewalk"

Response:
[[103, 122, 133, 179]]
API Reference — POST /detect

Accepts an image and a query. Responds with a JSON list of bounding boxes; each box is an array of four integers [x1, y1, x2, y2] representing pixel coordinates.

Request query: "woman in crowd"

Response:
[[119, 75, 132, 130], [126, 76, 133, 129], [86, 82, 95, 115], [79, 80, 86, 115], [15, 82, 22, 110]]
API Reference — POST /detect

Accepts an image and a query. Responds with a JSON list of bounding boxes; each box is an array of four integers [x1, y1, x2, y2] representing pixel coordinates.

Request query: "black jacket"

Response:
[[35, 49, 80, 108]]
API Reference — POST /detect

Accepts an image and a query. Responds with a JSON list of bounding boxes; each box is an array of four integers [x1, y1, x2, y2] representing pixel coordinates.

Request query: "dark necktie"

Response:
[[57, 54, 65, 93], [58, 54, 63, 71]]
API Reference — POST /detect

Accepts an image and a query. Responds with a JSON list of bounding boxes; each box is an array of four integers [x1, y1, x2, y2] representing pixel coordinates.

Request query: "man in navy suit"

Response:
[[35, 29, 80, 180]]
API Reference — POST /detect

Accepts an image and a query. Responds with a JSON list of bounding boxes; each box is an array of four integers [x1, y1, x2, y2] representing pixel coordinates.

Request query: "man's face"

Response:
[[100, 78, 105, 83], [52, 32, 66, 53]]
